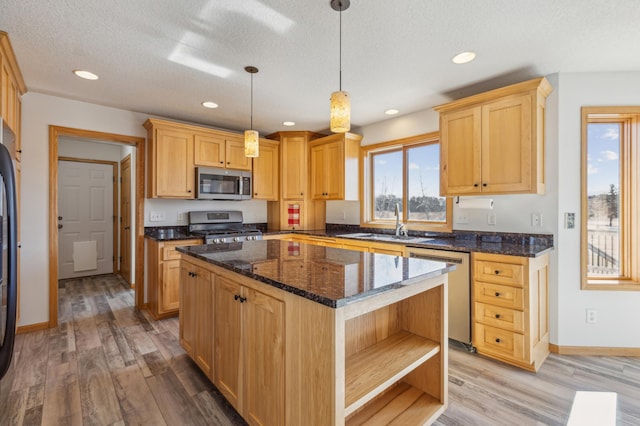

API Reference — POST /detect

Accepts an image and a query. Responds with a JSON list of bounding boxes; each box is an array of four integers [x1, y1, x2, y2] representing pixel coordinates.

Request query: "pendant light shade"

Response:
[[330, 90, 350, 133], [330, 0, 350, 133], [244, 66, 259, 158], [244, 129, 259, 157]]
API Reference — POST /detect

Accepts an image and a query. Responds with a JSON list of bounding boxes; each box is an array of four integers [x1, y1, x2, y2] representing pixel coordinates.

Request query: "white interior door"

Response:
[[58, 160, 114, 279]]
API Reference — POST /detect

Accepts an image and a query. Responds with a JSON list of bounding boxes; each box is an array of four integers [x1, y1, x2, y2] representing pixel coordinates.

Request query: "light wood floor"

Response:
[[1, 274, 639, 425]]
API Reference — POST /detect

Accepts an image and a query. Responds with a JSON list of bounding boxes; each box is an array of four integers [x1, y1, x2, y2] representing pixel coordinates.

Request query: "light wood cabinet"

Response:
[[309, 133, 362, 200], [145, 238, 201, 319], [214, 274, 285, 425], [180, 259, 214, 378], [435, 77, 552, 196], [194, 133, 251, 171], [266, 131, 327, 231], [144, 118, 253, 198], [251, 139, 279, 200], [472, 251, 550, 372], [0, 32, 25, 142]]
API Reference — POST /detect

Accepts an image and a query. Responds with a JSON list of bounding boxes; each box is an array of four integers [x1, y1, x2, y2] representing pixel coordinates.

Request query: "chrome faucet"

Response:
[[394, 203, 405, 236]]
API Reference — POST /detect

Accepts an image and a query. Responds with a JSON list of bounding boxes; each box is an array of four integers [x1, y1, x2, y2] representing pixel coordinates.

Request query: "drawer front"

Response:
[[162, 239, 201, 260], [474, 302, 525, 333], [474, 323, 525, 362], [475, 282, 524, 310], [475, 260, 524, 287]]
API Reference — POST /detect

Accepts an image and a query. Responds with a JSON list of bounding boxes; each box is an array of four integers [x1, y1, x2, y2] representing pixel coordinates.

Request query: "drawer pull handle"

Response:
[[494, 270, 500, 275], [239, 296, 247, 303], [234, 294, 240, 301], [495, 292, 501, 297], [495, 338, 502, 343], [495, 314, 501, 319]]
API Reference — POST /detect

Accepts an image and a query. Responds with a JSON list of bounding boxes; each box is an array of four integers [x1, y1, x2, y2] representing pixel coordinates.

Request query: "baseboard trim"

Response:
[[17, 321, 50, 334], [550, 343, 640, 356]]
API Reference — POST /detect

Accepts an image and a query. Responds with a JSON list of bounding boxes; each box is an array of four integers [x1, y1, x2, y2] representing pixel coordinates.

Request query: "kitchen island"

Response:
[[178, 240, 453, 425]]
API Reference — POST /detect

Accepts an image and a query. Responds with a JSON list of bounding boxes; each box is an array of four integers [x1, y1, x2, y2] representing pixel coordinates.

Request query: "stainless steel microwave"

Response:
[[196, 167, 252, 200]]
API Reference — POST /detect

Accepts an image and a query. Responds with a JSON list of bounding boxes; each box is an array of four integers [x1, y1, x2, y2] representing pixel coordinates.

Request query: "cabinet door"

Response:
[[309, 143, 327, 199], [323, 140, 345, 199], [226, 138, 252, 171], [194, 134, 225, 167], [439, 106, 482, 195], [214, 276, 243, 410], [481, 94, 533, 193], [281, 136, 307, 199], [243, 287, 285, 426], [252, 140, 279, 200], [155, 128, 195, 198], [179, 263, 196, 356], [195, 266, 213, 378], [160, 259, 181, 314]]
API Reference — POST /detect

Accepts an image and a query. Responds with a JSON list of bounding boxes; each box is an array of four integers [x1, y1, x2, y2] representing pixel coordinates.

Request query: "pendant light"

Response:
[[244, 66, 259, 157], [330, 0, 350, 133]]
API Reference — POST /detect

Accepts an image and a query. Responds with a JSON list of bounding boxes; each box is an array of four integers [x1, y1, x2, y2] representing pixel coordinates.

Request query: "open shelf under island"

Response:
[[177, 240, 454, 426]]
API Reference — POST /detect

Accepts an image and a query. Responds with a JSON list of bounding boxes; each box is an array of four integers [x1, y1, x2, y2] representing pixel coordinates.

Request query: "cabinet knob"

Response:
[[254, 193, 258, 196], [495, 338, 502, 343], [300, 192, 304, 196], [474, 183, 479, 187], [495, 314, 501, 319], [220, 161, 224, 164], [239, 296, 247, 303], [227, 161, 230, 164], [188, 190, 192, 193], [234, 294, 240, 301], [494, 270, 500, 275], [483, 183, 488, 187], [495, 292, 501, 297]]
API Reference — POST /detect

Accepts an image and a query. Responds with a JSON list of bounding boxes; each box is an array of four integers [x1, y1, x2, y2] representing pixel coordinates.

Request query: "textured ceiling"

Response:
[[2, 0, 639, 135]]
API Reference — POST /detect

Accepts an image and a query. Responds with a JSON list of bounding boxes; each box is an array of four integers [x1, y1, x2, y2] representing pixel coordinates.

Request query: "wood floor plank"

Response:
[[193, 389, 246, 426], [41, 360, 83, 426], [146, 369, 210, 426], [0, 389, 28, 426], [10, 330, 49, 393], [77, 346, 123, 425], [111, 364, 167, 426]]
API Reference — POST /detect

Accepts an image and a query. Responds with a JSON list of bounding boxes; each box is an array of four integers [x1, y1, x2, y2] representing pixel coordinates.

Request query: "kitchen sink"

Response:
[[337, 233, 433, 244]]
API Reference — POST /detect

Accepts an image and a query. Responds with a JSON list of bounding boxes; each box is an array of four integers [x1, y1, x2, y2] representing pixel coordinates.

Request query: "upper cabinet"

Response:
[[435, 77, 552, 196], [144, 118, 253, 199], [309, 132, 362, 201], [194, 133, 251, 171], [252, 139, 279, 201], [0, 31, 27, 161]]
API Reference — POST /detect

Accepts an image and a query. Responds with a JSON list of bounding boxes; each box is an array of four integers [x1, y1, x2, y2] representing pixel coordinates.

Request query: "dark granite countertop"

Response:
[[177, 240, 454, 308], [145, 228, 202, 242], [267, 228, 554, 258]]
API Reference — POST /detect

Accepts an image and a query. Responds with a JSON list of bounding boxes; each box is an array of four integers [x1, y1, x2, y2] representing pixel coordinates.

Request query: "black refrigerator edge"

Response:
[[0, 118, 18, 381]]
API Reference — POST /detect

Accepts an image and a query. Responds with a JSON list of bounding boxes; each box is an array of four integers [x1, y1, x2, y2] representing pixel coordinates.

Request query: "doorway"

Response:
[[120, 154, 132, 286], [48, 126, 145, 328]]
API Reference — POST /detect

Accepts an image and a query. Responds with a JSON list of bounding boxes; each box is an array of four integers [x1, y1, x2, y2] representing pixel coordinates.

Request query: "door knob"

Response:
[[58, 224, 63, 229], [124, 226, 130, 230], [58, 216, 63, 220]]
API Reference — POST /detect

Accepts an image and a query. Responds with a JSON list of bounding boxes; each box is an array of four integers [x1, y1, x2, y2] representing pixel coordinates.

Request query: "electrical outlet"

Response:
[[531, 212, 541, 227], [586, 309, 597, 324], [487, 213, 496, 225], [455, 214, 469, 224], [177, 212, 186, 221], [149, 211, 165, 222]]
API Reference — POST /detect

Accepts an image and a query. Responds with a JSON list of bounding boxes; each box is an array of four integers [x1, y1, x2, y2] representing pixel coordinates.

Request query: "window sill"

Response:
[[583, 280, 640, 291]]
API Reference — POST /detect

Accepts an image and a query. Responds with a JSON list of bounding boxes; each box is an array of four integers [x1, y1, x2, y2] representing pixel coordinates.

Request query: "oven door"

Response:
[[197, 167, 244, 200]]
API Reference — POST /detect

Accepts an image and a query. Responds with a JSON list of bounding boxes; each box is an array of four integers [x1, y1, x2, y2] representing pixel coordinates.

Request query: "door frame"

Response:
[[120, 154, 132, 286], [49, 126, 145, 327], [58, 157, 119, 276]]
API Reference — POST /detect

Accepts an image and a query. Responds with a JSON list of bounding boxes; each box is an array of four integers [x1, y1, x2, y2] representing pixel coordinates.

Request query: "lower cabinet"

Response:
[[472, 251, 550, 371], [179, 259, 213, 378], [146, 238, 201, 319], [214, 275, 285, 426]]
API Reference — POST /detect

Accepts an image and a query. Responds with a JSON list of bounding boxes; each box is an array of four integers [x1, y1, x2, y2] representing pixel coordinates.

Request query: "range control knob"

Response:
[[213, 238, 222, 244], [246, 235, 254, 241], [233, 237, 241, 242]]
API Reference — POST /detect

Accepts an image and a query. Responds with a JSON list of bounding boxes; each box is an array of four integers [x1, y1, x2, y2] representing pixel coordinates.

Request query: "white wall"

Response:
[[554, 72, 640, 348], [20, 92, 266, 327]]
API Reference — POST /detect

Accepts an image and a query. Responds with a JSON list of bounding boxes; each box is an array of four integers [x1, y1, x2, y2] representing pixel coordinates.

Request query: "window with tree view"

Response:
[[582, 107, 640, 289], [364, 133, 452, 231]]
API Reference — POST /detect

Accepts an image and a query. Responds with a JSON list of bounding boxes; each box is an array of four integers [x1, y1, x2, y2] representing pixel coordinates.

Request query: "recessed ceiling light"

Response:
[[451, 51, 476, 64], [73, 69, 99, 80], [283, 121, 295, 126], [201, 101, 219, 109], [385, 109, 399, 116]]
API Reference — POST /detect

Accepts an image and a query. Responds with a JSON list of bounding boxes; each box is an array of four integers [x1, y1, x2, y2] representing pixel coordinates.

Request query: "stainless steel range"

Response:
[[188, 210, 262, 244]]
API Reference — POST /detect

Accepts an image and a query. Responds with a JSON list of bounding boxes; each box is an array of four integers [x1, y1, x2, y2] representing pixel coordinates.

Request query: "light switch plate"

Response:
[[565, 212, 575, 229], [150, 211, 165, 222]]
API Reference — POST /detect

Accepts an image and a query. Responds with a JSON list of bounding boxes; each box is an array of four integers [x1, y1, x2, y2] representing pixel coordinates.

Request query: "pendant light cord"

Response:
[[250, 73, 253, 130], [339, 5, 342, 91]]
